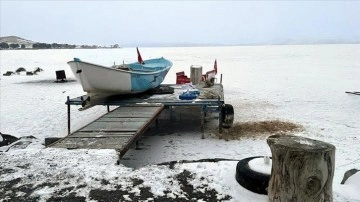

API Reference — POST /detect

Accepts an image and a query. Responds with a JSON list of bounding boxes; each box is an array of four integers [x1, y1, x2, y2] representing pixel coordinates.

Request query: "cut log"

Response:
[[267, 135, 335, 202]]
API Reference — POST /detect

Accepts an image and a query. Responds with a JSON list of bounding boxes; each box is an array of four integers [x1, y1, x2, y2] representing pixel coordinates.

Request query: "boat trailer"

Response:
[[47, 84, 234, 163]]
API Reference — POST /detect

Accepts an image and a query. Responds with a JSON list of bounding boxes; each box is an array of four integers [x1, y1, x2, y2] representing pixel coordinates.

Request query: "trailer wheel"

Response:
[[221, 104, 234, 128], [235, 156, 271, 195]]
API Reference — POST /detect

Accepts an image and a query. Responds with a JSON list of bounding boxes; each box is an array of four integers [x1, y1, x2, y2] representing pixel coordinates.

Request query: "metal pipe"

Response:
[[201, 106, 205, 139], [67, 96, 70, 136], [218, 104, 223, 137]]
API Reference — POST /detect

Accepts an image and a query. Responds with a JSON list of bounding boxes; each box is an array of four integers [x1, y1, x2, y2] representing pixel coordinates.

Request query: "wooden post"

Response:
[[107, 105, 110, 112], [190, 65, 202, 85], [67, 96, 70, 136], [201, 106, 205, 139], [267, 135, 335, 202], [116, 149, 121, 165], [220, 73, 223, 84]]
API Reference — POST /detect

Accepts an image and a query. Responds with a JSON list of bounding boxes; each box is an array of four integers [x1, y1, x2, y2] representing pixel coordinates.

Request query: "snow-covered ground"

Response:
[[1, 44, 360, 201]]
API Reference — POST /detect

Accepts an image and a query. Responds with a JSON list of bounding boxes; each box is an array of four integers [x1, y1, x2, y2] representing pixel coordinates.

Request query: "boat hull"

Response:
[[68, 58, 172, 94]]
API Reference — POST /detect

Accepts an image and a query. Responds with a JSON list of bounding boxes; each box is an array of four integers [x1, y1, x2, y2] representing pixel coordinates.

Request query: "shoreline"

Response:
[[1, 42, 360, 51]]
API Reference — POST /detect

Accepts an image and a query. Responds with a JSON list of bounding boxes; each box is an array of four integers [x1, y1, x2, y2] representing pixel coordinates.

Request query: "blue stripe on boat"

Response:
[[129, 57, 171, 92]]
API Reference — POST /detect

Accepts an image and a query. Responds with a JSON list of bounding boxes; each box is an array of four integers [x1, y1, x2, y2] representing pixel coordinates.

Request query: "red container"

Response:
[[176, 72, 190, 84]]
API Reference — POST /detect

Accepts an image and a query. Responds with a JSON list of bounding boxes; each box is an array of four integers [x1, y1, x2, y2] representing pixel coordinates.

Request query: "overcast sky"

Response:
[[1, 1, 359, 46]]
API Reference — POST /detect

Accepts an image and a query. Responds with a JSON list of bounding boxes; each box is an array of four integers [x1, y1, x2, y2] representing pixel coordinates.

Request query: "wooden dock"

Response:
[[49, 104, 164, 159], [48, 84, 231, 163]]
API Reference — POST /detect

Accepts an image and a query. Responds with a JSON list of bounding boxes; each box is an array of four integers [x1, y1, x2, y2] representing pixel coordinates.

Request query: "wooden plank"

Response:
[[79, 121, 146, 132], [111, 106, 162, 113], [97, 117, 149, 122], [53, 137, 132, 149], [82, 121, 146, 129], [70, 132, 136, 138], [103, 106, 163, 118], [104, 114, 156, 118]]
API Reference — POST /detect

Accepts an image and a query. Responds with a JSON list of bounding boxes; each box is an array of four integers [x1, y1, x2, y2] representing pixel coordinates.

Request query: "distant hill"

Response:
[[0, 36, 37, 47], [0, 36, 119, 49]]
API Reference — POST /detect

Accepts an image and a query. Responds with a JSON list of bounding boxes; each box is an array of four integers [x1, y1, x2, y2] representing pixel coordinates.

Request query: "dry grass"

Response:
[[220, 120, 303, 140]]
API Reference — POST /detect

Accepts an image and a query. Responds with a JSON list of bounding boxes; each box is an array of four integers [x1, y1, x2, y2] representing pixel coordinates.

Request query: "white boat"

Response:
[[67, 49, 172, 95]]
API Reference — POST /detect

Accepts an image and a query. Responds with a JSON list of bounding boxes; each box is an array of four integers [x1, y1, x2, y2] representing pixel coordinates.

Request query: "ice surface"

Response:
[[1, 45, 360, 201]]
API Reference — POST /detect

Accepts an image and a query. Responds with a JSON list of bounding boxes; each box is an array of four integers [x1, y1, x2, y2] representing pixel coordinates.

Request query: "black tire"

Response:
[[221, 104, 234, 128], [235, 156, 271, 195]]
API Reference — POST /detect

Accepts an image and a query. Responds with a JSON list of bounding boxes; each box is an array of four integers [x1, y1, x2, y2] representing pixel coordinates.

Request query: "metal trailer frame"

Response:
[[47, 84, 227, 163], [65, 84, 226, 139]]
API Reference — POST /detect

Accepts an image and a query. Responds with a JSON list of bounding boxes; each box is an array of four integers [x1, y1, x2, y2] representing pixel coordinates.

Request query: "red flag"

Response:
[[214, 59, 217, 74], [137, 47, 144, 64]]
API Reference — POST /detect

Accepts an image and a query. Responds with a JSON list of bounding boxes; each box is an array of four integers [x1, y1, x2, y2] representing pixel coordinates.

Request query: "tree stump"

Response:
[[267, 135, 335, 202]]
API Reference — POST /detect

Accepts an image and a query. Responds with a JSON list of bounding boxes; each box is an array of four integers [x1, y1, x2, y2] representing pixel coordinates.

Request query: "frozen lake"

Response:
[[1, 44, 360, 201]]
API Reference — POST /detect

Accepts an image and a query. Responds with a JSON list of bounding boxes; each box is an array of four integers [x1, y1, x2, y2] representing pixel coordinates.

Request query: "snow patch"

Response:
[[1, 45, 359, 201], [248, 157, 272, 175], [335, 173, 360, 202], [296, 139, 314, 146]]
